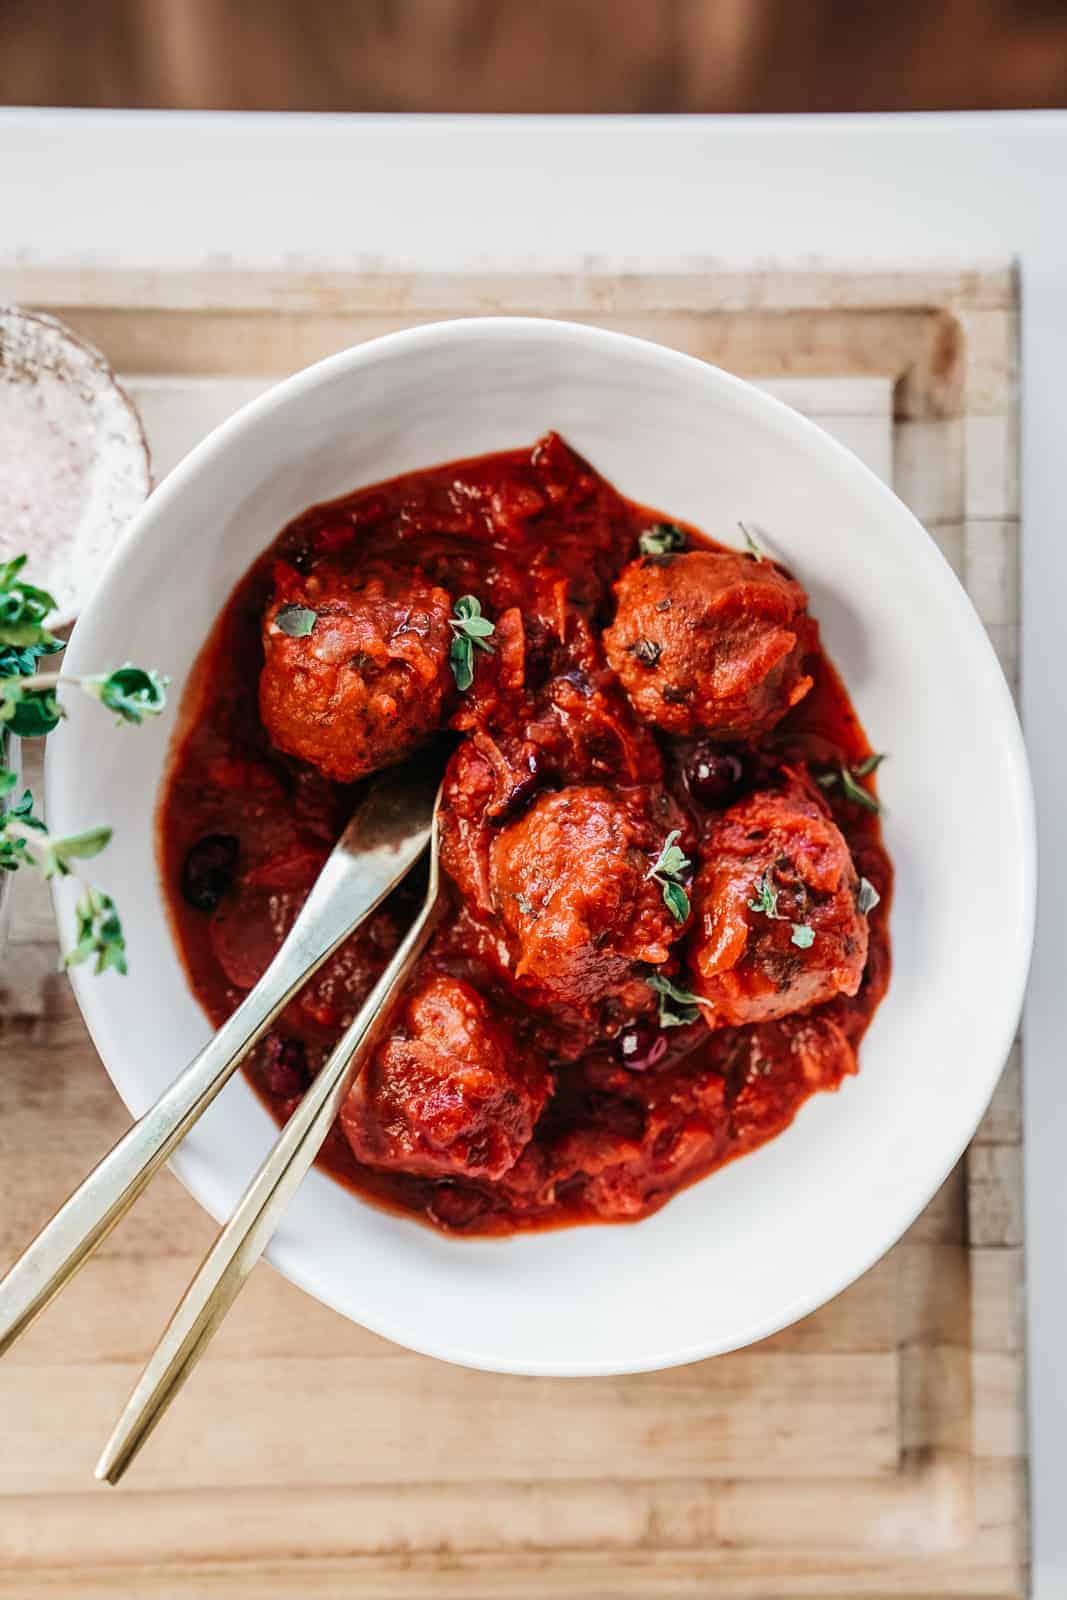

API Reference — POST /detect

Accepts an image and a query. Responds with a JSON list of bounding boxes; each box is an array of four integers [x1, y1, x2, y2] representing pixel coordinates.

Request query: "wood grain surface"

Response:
[[1, 0, 1065, 113], [0, 265, 1024, 1598]]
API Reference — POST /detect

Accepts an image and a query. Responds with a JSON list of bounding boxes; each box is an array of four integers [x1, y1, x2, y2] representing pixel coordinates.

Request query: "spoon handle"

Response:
[[0, 786, 431, 1359], [96, 861, 444, 1485]]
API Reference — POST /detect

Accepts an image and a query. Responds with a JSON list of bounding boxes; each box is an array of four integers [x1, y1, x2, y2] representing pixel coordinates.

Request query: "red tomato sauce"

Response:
[[158, 433, 891, 1235]]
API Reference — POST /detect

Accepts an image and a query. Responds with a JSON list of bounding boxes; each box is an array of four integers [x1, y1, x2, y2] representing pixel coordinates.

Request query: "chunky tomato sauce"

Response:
[[159, 433, 891, 1235]]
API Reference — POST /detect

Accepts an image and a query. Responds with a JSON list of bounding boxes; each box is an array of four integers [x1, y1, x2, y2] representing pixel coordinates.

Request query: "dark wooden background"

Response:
[[2, 0, 1066, 113]]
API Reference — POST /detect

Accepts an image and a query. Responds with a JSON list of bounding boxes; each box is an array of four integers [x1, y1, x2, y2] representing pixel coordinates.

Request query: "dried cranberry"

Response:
[[686, 745, 746, 808], [180, 834, 240, 912], [260, 1035, 310, 1099], [618, 1023, 668, 1071], [428, 1183, 491, 1230], [489, 752, 542, 821]]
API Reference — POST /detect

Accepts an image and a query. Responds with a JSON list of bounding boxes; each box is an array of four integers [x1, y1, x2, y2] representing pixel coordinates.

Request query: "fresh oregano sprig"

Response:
[[0, 664, 168, 734], [0, 551, 168, 976], [747, 868, 814, 949], [738, 521, 765, 561], [0, 555, 61, 645], [817, 752, 886, 814], [856, 877, 881, 917], [448, 594, 496, 691], [273, 603, 317, 638], [646, 829, 691, 922], [646, 971, 712, 1029], [63, 886, 128, 976], [639, 522, 687, 557]]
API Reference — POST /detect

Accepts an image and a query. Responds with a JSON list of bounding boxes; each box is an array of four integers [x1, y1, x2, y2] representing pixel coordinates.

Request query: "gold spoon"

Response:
[[95, 780, 446, 1484], [0, 759, 440, 1358]]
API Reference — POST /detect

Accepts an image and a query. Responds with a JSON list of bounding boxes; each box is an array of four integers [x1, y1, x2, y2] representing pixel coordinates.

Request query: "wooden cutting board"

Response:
[[0, 264, 1024, 1598]]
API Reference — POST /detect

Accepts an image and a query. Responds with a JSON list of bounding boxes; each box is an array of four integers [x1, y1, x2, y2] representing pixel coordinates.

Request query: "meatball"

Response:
[[602, 549, 814, 740], [687, 786, 869, 1028], [341, 976, 550, 1181], [486, 784, 691, 1017], [499, 1054, 730, 1221], [259, 559, 454, 782]]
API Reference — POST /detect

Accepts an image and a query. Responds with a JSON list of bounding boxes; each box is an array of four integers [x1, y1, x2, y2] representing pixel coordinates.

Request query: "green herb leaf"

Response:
[[857, 877, 881, 916], [0, 554, 59, 653], [647, 829, 689, 883], [63, 886, 128, 976], [39, 825, 113, 880], [791, 922, 815, 949], [448, 596, 496, 690], [274, 603, 318, 638], [738, 521, 765, 561], [747, 871, 780, 920], [449, 633, 474, 691], [0, 786, 49, 874], [0, 636, 63, 679], [6, 787, 45, 827], [646, 828, 692, 922], [82, 664, 169, 726], [816, 756, 886, 812], [0, 767, 17, 798], [450, 595, 496, 647], [646, 971, 710, 1029], [639, 522, 687, 557], [839, 765, 882, 813], [452, 596, 495, 640], [662, 880, 691, 922], [4, 688, 63, 738]]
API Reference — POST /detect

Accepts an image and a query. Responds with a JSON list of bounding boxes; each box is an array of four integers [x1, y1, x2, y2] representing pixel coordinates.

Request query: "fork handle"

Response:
[[95, 878, 443, 1484], [0, 900, 366, 1358]]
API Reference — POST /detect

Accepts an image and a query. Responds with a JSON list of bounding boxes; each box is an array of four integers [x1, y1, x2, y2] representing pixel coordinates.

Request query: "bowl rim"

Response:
[[47, 316, 1037, 1374]]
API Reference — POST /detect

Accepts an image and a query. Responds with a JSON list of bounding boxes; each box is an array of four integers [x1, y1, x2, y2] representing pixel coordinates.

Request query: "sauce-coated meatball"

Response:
[[499, 1054, 730, 1221], [260, 560, 454, 782], [687, 786, 868, 1027], [486, 784, 691, 1017], [341, 976, 550, 1180], [603, 550, 813, 740]]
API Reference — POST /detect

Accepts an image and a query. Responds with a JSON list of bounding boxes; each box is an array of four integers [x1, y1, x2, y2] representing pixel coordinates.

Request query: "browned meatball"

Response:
[[486, 784, 691, 1017], [498, 1054, 730, 1221], [340, 976, 550, 1181], [686, 786, 869, 1028], [603, 550, 814, 740], [260, 559, 454, 782]]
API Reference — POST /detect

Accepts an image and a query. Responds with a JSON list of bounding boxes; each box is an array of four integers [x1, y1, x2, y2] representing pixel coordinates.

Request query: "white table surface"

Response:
[[3, 107, 1064, 1592]]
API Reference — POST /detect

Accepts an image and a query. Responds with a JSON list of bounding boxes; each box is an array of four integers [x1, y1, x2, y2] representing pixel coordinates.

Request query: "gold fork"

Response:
[[0, 760, 439, 1361], [96, 786, 445, 1482]]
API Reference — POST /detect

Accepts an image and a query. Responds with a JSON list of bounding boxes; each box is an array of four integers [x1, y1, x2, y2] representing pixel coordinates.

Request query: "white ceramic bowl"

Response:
[[46, 319, 1035, 1375]]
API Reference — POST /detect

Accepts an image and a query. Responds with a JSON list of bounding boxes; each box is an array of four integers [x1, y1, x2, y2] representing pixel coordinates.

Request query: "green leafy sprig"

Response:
[[738, 521, 765, 561], [857, 877, 881, 917], [817, 752, 886, 814], [274, 603, 318, 639], [448, 595, 495, 691], [646, 971, 712, 1029], [747, 869, 814, 949], [0, 665, 168, 734], [0, 552, 168, 976], [64, 887, 128, 976], [646, 829, 691, 922], [639, 522, 687, 558]]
